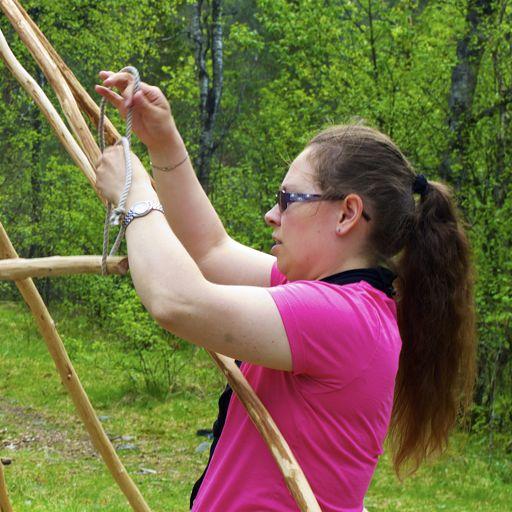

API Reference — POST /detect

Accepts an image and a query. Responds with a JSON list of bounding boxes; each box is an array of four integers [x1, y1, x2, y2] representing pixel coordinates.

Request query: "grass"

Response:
[[0, 300, 511, 511]]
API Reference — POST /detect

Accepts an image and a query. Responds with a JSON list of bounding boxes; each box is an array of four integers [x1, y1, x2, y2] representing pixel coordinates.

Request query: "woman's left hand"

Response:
[[96, 145, 152, 205]]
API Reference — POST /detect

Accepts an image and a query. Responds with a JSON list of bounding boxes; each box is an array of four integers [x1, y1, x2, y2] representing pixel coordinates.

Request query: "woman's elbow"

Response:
[[146, 294, 189, 333], [140, 278, 210, 336]]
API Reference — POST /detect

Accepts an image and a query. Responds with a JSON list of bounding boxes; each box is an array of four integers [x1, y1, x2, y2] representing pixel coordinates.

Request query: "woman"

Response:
[[95, 71, 476, 512]]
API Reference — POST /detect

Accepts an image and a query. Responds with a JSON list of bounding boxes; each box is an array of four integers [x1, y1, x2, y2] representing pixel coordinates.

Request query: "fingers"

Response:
[[97, 69, 167, 104], [95, 144, 124, 166], [125, 82, 159, 109], [95, 85, 125, 108], [97, 71, 153, 108], [98, 70, 114, 80], [101, 71, 136, 106], [101, 71, 134, 91]]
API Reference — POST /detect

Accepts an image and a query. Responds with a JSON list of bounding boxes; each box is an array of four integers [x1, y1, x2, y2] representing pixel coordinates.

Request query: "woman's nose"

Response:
[[264, 203, 281, 227]]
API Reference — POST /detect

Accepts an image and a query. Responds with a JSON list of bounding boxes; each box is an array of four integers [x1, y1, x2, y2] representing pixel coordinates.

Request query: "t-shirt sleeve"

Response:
[[267, 279, 382, 387]]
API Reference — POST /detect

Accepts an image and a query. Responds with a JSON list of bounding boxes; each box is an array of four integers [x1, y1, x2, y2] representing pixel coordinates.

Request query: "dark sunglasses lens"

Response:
[[277, 191, 287, 211]]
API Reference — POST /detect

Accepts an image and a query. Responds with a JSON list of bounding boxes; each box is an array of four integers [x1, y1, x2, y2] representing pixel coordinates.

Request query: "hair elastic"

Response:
[[412, 174, 429, 197]]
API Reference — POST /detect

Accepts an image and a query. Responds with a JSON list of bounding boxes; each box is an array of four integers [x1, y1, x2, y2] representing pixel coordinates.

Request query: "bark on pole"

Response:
[[0, 461, 13, 512], [0, 222, 152, 512], [0, 256, 128, 280]]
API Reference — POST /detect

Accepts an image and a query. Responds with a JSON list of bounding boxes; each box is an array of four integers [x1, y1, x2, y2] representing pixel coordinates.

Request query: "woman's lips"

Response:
[[271, 239, 282, 253]]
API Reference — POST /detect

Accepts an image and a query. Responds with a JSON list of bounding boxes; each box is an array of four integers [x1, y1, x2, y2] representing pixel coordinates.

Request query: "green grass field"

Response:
[[0, 301, 510, 511]]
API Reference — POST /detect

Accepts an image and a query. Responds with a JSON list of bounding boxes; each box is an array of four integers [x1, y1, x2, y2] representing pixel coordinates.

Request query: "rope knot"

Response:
[[109, 206, 126, 226]]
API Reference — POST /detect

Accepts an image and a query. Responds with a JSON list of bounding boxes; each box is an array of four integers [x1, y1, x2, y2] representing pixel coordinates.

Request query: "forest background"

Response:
[[0, 0, 511, 510]]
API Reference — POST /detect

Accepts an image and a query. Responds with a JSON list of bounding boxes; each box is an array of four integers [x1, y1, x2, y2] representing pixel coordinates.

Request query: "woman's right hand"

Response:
[[95, 70, 180, 150]]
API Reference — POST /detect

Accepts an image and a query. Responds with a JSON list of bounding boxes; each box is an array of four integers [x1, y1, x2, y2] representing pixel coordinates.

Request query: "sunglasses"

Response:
[[276, 190, 371, 221]]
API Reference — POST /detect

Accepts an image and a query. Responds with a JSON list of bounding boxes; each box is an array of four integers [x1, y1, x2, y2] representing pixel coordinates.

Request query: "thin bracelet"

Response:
[[150, 153, 189, 172]]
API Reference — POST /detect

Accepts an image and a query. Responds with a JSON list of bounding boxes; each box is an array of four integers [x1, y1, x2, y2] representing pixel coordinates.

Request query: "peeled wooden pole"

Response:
[[0, 256, 128, 280], [0, 0, 100, 166], [0, 461, 13, 512], [0, 12, 153, 511], [0, 221, 152, 512], [10, 0, 121, 146], [1, 0, 153, 191], [210, 353, 322, 511], [0, 27, 97, 191]]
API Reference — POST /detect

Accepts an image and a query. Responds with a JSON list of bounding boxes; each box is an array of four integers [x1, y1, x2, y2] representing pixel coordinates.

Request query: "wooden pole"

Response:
[[0, 221, 152, 512], [0, 0, 100, 166], [0, 461, 13, 512], [0, 256, 128, 280], [10, 0, 121, 146], [210, 353, 322, 511], [0, 27, 98, 193]]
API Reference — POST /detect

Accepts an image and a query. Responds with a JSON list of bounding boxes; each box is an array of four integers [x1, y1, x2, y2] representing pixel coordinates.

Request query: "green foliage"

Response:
[[0, 302, 511, 510], [103, 280, 189, 399], [0, 0, 511, 447]]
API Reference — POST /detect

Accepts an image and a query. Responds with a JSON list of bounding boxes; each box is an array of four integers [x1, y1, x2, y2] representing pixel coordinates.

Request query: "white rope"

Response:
[[98, 66, 141, 275]]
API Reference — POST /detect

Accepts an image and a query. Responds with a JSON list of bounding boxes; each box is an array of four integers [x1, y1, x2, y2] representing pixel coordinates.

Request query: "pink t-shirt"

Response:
[[192, 263, 401, 512]]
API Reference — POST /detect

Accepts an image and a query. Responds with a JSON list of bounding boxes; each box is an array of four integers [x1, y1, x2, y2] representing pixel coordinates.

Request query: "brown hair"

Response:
[[307, 124, 477, 475]]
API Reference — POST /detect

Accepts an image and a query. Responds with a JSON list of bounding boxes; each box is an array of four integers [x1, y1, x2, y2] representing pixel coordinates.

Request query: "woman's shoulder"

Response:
[[271, 269, 392, 312]]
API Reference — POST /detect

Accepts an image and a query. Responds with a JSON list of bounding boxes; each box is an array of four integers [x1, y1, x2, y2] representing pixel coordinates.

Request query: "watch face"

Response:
[[133, 202, 150, 215]]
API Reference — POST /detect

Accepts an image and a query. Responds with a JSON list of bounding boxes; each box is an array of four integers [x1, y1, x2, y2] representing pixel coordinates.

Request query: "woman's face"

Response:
[[265, 148, 341, 281]]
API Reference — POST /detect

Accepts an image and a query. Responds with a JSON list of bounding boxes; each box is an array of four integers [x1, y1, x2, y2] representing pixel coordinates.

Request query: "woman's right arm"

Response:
[[95, 71, 275, 287], [148, 135, 275, 286]]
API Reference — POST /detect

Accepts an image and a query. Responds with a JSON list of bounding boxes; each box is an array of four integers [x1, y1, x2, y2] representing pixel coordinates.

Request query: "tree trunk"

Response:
[[439, 0, 497, 187], [191, 0, 223, 194]]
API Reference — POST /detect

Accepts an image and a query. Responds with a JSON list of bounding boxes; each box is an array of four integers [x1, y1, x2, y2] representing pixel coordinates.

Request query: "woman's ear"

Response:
[[335, 194, 364, 236]]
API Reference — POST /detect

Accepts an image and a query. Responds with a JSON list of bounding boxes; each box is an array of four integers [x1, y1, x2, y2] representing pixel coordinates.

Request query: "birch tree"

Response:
[[191, 0, 223, 193]]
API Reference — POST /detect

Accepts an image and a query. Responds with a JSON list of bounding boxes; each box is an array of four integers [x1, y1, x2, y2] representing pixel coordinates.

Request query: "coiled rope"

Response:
[[98, 66, 141, 275]]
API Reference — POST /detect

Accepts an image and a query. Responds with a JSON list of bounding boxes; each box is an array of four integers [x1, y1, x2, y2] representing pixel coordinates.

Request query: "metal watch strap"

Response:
[[122, 201, 164, 229]]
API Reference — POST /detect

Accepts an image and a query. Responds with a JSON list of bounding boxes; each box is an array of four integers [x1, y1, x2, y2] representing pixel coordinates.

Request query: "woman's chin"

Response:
[[275, 256, 289, 276]]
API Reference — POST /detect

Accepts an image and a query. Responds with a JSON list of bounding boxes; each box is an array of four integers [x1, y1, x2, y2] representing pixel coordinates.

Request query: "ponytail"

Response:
[[307, 124, 477, 475], [390, 181, 477, 474]]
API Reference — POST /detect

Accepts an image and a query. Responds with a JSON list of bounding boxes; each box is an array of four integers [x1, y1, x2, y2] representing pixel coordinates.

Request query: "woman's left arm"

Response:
[[97, 146, 292, 371]]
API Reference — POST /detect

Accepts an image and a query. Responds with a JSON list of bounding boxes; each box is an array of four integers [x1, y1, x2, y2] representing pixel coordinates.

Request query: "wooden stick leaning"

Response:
[[2, 3, 322, 510], [2, 0, 155, 191], [0, 222, 151, 512], [10, 0, 120, 146], [0, 14, 151, 512], [0, 27, 97, 192], [0, 461, 13, 512], [0, 223, 151, 512], [0, 0, 100, 166], [210, 353, 321, 511], [0, 256, 128, 280]]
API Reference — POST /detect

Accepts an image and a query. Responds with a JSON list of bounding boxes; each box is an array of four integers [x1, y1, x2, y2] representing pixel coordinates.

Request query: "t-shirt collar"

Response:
[[319, 267, 396, 298]]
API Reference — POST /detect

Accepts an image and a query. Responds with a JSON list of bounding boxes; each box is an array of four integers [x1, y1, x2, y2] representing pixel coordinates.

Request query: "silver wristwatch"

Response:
[[122, 201, 164, 229]]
